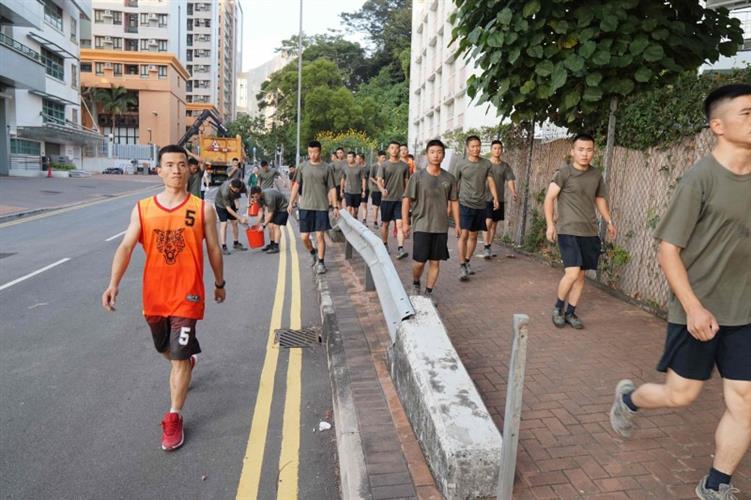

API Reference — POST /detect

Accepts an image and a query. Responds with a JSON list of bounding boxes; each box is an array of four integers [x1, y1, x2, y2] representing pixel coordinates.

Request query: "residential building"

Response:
[[79, 49, 189, 146], [2, 0, 99, 174], [704, 1, 751, 71], [238, 54, 292, 123]]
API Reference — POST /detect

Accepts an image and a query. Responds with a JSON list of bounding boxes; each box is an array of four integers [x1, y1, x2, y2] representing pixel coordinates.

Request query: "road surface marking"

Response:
[[105, 230, 127, 242], [0, 258, 70, 291], [277, 224, 302, 499], [236, 231, 287, 499]]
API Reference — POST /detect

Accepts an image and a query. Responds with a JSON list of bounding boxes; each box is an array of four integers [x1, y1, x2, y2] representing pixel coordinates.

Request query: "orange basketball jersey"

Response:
[[138, 194, 205, 319]]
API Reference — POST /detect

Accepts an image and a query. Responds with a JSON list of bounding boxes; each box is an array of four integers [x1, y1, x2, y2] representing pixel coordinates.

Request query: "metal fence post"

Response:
[[364, 265, 375, 291], [496, 313, 529, 500], [345, 240, 353, 260]]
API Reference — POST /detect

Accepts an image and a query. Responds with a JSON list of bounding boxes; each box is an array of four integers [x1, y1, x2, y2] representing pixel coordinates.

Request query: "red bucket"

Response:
[[248, 201, 260, 216], [245, 224, 265, 249]]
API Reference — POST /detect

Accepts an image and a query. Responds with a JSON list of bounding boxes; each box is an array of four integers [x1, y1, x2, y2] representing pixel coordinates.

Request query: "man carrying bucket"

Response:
[[249, 186, 288, 255]]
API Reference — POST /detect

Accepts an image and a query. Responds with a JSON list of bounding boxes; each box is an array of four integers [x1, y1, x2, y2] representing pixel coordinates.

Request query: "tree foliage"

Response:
[[451, 0, 744, 130], [315, 130, 378, 159]]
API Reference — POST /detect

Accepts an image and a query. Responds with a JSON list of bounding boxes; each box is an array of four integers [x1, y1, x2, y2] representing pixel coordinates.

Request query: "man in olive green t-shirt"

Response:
[[368, 151, 386, 227], [257, 160, 281, 189], [454, 135, 500, 281], [332, 147, 346, 203], [341, 151, 366, 217], [482, 140, 518, 259], [609, 84, 751, 499], [543, 133, 616, 329], [402, 139, 460, 303], [249, 186, 289, 254], [288, 140, 339, 274], [357, 153, 370, 223], [376, 141, 411, 259]]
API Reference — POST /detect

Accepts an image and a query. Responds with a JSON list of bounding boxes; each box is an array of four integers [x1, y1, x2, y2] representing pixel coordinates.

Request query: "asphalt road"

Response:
[[0, 190, 338, 500]]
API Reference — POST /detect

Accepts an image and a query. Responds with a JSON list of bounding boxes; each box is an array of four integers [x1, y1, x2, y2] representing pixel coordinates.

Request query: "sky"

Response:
[[241, 0, 368, 71]]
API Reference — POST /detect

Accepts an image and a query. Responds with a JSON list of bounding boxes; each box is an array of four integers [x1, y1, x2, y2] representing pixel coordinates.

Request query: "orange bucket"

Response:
[[248, 201, 260, 216], [246, 224, 265, 249]]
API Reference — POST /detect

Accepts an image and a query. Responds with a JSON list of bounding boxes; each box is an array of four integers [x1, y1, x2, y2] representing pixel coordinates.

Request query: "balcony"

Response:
[[0, 0, 43, 28], [0, 32, 45, 91]]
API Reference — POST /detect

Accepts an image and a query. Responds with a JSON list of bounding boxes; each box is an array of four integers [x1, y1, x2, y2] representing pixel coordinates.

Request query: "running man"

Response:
[[609, 84, 751, 500], [357, 153, 370, 223], [213, 178, 249, 255], [455, 135, 500, 281], [544, 133, 615, 329], [257, 160, 281, 189], [341, 151, 366, 217], [376, 141, 410, 259], [249, 186, 289, 255], [369, 151, 386, 227], [101, 144, 225, 452], [402, 139, 459, 304], [288, 140, 339, 274], [482, 140, 518, 258]]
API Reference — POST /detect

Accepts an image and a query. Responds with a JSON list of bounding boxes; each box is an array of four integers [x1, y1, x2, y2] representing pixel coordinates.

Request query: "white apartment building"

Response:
[[236, 54, 292, 122], [5, 0, 100, 172], [84, 0, 186, 62], [704, 0, 751, 70]]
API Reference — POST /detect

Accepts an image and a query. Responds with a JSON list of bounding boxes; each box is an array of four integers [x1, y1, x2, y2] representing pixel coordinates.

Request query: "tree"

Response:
[[80, 86, 107, 129], [99, 85, 137, 140], [315, 130, 378, 159]]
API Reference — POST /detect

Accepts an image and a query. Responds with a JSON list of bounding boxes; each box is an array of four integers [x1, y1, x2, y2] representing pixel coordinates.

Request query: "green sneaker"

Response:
[[695, 475, 740, 499]]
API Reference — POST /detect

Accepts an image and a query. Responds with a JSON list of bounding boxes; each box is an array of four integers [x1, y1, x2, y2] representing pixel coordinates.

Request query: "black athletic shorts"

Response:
[[271, 210, 288, 226], [298, 209, 331, 233], [657, 322, 751, 381], [335, 186, 342, 202], [363, 189, 370, 202], [344, 193, 362, 208], [381, 200, 402, 222], [215, 205, 236, 222], [146, 315, 201, 360], [557, 234, 601, 270], [459, 204, 486, 232], [370, 190, 382, 206], [413, 232, 449, 263], [485, 201, 506, 222]]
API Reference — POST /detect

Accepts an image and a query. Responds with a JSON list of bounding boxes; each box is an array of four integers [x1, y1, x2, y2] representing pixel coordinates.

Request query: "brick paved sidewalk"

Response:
[[380, 241, 750, 499]]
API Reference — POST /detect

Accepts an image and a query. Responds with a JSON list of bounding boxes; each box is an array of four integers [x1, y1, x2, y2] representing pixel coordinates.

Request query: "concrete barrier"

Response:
[[388, 295, 502, 499]]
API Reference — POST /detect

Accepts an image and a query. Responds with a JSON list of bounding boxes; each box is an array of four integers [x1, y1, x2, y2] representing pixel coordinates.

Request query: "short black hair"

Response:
[[704, 83, 751, 121], [157, 144, 187, 165], [232, 157, 239, 161], [335, 146, 344, 152], [377, 150, 386, 156], [188, 157, 199, 165], [229, 178, 243, 189], [388, 140, 400, 147], [357, 153, 366, 159], [572, 133, 595, 145], [400, 143, 408, 148], [250, 186, 262, 196], [308, 140, 322, 150], [425, 139, 446, 153], [408, 154, 414, 159], [491, 140, 504, 148], [261, 160, 269, 167], [465, 135, 481, 145], [347, 151, 356, 157]]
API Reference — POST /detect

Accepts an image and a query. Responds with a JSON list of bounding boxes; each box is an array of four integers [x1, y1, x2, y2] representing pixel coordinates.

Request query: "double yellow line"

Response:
[[236, 224, 302, 500]]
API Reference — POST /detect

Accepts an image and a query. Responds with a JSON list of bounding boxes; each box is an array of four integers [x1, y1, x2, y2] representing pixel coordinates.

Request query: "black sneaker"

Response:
[[552, 308, 565, 328], [222, 247, 231, 256], [565, 313, 584, 329], [261, 244, 273, 252], [233, 242, 248, 251], [266, 245, 280, 254]]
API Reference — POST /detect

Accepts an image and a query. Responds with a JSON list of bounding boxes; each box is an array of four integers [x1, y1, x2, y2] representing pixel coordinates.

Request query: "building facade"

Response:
[[1, 0, 99, 174], [704, 1, 751, 71]]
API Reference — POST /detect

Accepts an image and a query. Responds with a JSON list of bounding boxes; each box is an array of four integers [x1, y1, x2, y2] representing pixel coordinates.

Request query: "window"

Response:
[[113, 11, 122, 24], [125, 64, 138, 75], [111, 63, 122, 76], [94, 36, 103, 48], [187, 35, 193, 47], [43, 99, 66, 123], [11, 139, 42, 156], [71, 108, 78, 125], [187, 19, 193, 30], [125, 0, 138, 6], [158, 65, 167, 79], [95, 62, 104, 75], [140, 13, 148, 24], [125, 38, 138, 51], [80, 62, 92, 72], [158, 14, 167, 27], [43, 0, 63, 31], [140, 65, 149, 78], [70, 16, 77, 44], [140, 39, 149, 50], [42, 48, 64, 80], [94, 9, 104, 22], [158, 40, 167, 52], [70, 64, 77, 88], [113, 37, 122, 49]]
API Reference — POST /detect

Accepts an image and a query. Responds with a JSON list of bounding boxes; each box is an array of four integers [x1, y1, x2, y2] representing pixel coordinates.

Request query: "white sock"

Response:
[[169, 407, 181, 414]]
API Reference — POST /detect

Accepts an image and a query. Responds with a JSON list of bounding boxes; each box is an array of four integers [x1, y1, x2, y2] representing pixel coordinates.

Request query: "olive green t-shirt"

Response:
[[257, 168, 280, 189], [404, 168, 458, 233], [455, 158, 493, 209], [377, 160, 410, 202], [369, 163, 382, 188], [294, 161, 335, 211], [551, 164, 607, 237], [654, 154, 751, 326], [332, 159, 346, 185], [342, 164, 365, 194], [261, 188, 289, 212], [488, 160, 516, 202]]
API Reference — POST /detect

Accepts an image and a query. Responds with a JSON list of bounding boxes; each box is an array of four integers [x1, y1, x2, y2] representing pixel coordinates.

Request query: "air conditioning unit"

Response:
[[104, 62, 112, 68], [149, 64, 156, 71], [104, 10, 113, 16], [104, 35, 113, 42], [149, 39, 158, 45], [149, 13, 158, 20]]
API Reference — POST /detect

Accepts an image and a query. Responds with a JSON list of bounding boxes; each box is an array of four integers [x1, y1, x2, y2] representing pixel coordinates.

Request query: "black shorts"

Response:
[[146, 315, 201, 360], [335, 186, 342, 202], [298, 209, 331, 233], [459, 204, 486, 232], [271, 210, 288, 226], [215, 205, 236, 222], [363, 189, 370, 202], [344, 193, 362, 208], [381, 200, 402, 222], [557, 234, 601, 270], [413, 232, 449, 263], [485, 201, 506, 222], [657, 323, 751, 381], [370, 190, 382, 206]]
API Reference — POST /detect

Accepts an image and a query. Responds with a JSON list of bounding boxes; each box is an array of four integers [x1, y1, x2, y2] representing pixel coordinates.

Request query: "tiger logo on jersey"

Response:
[[154, 228, 186, 265]]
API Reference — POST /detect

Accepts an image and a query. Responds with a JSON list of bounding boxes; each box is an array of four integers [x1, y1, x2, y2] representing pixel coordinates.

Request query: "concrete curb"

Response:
[[313, 271, 370, 500]]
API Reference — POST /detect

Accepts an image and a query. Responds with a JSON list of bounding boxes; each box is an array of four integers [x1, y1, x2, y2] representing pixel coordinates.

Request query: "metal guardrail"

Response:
[[335, 210, 415, 341], [496, 313, 530, 500]]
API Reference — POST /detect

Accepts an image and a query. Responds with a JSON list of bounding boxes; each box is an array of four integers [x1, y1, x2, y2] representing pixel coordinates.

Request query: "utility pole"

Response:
[[294, 0, 303, 169]]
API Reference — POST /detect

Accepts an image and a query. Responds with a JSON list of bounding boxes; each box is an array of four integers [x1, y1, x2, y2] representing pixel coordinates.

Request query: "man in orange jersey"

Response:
[[101, 144, 225, 452]]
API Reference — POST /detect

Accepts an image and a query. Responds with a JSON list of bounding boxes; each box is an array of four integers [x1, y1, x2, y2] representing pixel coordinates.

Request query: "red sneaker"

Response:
[[161, 412, 184, 451]]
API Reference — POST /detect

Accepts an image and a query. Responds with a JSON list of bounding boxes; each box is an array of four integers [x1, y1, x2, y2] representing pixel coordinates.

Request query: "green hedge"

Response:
[[51, 163, 76, 171]]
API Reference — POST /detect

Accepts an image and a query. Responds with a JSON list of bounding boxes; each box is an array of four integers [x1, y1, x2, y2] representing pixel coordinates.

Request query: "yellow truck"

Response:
[[198, 135, 245, 185]]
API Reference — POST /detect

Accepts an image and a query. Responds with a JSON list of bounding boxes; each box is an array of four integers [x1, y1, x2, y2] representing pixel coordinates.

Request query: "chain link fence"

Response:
[[499, 129, 715, 314]]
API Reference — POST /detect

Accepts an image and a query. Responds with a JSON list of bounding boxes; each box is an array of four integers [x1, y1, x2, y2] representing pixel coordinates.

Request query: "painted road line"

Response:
[[0, 258, 71, 292], [236, 230, 287, 500], [277, 224, 302, 499], [105, 230, 127, 242]]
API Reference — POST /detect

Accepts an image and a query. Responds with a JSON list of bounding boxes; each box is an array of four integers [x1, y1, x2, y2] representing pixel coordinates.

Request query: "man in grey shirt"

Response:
[[249, 186, 289, 255], [213, 178, 249, 255], [482, 140, 518, 258], [341, 151, 366, 217], [376, 141, 411, 260], [332, 147, 346, 204], [257, 160, 280, 189]]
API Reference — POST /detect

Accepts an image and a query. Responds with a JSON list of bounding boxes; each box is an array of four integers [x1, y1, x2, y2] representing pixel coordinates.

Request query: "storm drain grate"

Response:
[[0, 252, 16, 260], [41, 190, 62, 194], [274, 327, 321, 348]]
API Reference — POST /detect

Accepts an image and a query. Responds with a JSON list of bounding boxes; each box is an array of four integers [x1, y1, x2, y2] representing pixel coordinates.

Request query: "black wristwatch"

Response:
[[215, 280, 226, 289]]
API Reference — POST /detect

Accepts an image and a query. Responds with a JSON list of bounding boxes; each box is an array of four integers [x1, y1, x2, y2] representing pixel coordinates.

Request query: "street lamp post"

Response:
[[294, 0, 303, 170]]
